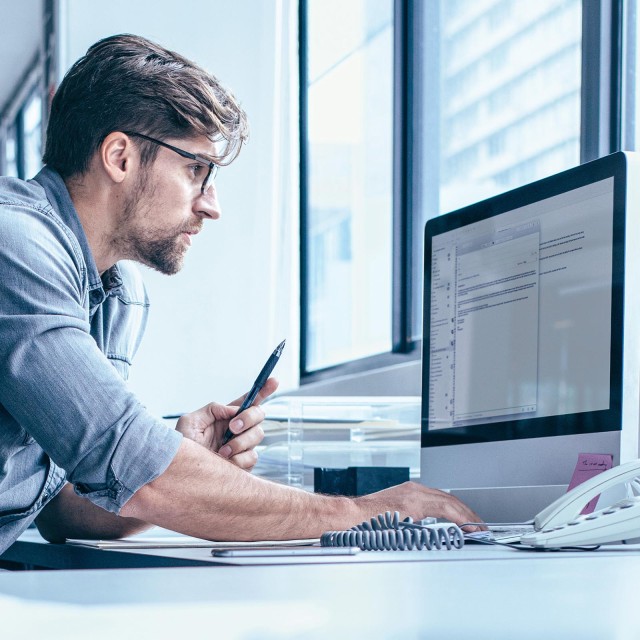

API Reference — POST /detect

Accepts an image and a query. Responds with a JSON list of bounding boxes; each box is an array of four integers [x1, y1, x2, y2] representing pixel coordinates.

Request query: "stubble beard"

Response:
[[116, 177, 195, 276]]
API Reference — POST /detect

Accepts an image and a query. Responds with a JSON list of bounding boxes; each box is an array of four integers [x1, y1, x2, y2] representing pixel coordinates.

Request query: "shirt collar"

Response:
[[32, 166, 123, 298]]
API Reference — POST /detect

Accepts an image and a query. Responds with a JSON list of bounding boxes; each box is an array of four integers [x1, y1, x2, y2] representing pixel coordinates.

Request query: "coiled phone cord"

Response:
[[320, 511, 465, 551]]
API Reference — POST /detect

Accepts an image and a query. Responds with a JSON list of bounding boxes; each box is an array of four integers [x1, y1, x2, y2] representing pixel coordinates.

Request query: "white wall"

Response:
[[58, 0, 300, 415]]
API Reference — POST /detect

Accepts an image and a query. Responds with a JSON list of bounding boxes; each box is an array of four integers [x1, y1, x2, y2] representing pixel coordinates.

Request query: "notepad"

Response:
[[567, 452, 613, 514]]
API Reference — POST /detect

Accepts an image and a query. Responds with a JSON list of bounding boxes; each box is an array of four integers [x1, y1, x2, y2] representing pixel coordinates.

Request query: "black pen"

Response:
[[221, 339, 286, 446]]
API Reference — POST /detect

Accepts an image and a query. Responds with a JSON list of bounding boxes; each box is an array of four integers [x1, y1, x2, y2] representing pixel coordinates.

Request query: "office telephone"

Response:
[[321, 461, 640, 551], [520, 459, 640, 548]]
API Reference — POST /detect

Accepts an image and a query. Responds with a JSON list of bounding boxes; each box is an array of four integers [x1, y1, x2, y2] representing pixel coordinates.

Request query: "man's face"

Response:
[[115, 135, 222, 275]]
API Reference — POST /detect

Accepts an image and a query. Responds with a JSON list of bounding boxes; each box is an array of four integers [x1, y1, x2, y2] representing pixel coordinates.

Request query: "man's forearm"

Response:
[[120, 438, 367, 541], [36, 484, 152, 543]]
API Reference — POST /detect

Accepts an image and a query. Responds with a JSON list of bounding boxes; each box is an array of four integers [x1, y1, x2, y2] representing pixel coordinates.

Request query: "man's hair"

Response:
[[43, 34, 249, 178]]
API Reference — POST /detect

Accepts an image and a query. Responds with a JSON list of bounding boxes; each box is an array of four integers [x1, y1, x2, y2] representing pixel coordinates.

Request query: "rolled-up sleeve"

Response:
[[0, 202, 182, 514]]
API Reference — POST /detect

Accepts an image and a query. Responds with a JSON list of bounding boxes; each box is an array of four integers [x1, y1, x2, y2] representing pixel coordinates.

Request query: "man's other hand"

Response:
[[176, 377, 278, 472]]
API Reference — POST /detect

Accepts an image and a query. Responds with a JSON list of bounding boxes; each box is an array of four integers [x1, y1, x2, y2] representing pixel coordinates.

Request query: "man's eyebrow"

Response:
[[194, 152, 218, 164]]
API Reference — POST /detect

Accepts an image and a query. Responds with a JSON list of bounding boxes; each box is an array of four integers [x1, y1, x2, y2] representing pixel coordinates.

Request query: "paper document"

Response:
[[65, 527, 319, 549]]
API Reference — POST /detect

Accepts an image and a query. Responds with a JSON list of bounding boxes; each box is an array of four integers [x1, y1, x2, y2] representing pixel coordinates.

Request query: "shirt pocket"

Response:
[[92, 294, 149, 381]]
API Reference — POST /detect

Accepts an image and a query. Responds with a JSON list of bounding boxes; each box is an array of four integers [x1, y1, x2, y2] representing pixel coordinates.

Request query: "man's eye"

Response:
[[190, 164, 204, 176]]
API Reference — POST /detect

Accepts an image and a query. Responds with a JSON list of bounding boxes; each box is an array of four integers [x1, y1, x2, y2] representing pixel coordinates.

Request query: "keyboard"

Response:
[[467, 525, 536, 544]]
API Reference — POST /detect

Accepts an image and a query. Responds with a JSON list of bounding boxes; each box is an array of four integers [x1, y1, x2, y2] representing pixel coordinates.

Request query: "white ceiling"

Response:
[[0, 0, 43, 114]]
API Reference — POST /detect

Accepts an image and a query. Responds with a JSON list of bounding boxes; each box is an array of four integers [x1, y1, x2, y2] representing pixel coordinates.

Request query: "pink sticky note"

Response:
[[567, 453, 613, 514]]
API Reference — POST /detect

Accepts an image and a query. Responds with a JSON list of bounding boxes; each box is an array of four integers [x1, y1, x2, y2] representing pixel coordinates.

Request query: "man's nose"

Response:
[[195, 186, 221, 220]]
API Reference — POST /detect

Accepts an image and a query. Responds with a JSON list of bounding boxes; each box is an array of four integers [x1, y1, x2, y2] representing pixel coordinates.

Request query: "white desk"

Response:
[[7, 527, 640, 568], [1, 542, 640, 638], [0, 529, 216, 570]]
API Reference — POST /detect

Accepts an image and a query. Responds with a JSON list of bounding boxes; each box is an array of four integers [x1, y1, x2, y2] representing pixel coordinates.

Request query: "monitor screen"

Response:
[[419, 152, 640, 521], [422, 154, 626, 448]]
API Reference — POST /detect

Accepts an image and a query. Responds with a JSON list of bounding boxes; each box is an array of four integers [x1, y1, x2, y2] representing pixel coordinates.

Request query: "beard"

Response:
[[128, 232, 189, 275], [116, 178, 202, 275]]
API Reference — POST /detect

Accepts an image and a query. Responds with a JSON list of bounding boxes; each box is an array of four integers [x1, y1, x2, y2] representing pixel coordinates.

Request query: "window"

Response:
[[301, 0, 622, 383], [624, 0, 640, 150], [4, 123, 18, 178], [301, 0, 395, 372], [1, 85, 44, 180], [436, 2, 581, 213], [22, 90, 43, 180]]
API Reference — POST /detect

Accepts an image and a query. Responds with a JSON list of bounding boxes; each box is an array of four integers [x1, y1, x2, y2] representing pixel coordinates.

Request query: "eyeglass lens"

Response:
[[202, 164, 218, 194]]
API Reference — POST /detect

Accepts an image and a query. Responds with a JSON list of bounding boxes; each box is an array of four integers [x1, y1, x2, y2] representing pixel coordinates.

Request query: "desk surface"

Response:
[[1, 529, 216, 570], [1, 546, 640, 638], [7, 527, 640, 568], [2, 531, 640, 638]]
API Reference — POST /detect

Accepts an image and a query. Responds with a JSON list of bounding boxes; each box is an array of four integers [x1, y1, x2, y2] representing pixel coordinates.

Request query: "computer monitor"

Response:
[[420, 151, 640, 522]]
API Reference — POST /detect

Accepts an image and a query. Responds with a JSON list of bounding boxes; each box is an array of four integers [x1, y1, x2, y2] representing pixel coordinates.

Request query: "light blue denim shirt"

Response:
[[0, 167, 182, 554]]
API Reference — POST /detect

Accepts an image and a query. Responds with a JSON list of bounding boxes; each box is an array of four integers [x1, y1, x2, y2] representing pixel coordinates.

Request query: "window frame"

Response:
[[298, 0, 625, 386], [0, 0, 54, 179], [0, 57, 43, 179]]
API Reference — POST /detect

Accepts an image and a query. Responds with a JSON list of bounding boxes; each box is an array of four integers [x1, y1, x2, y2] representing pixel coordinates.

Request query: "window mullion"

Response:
[[298, 0, 310, 377], [392, 0, 414, 354], [581, 0, 623, 161]]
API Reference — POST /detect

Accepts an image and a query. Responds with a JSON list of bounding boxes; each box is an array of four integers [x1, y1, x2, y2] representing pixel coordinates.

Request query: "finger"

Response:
[[219, 424, 265, 459], [389, 483, 485, 529], [204, 402, 238, 422], [226, 406, 265, 439], [229, 377, 279, 407], [416, 486, 482, 525], [177, 402, 234, 444], [253, 377, 279, 405], [228, 448, 259, 472], [441, 498, 484, 530]]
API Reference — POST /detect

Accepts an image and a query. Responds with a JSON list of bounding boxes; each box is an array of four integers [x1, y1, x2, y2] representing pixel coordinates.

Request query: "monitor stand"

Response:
[[448, 485, 566, 523], [421, 431, 628, 523]]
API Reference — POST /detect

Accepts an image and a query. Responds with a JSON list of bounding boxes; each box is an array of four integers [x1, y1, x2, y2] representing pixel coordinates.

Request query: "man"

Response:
[[0, 34, 480, 553]]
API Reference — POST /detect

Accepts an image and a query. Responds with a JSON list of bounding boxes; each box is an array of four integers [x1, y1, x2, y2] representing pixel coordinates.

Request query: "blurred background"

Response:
[[0, 0, 637, 417]]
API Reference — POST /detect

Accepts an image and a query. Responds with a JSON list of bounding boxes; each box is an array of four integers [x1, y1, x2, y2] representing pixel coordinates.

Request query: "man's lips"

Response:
[[181, 227, 202, 245], [181, 231, 197, 246]]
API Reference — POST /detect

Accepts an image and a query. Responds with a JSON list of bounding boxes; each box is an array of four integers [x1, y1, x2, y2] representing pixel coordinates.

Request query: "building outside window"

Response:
[[436, 0, 581, 215], [302, 0, 583, 377], [303, 0, 395, 372]]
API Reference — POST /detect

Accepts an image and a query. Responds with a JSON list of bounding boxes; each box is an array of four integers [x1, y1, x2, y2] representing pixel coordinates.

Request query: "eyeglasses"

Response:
[[123, 131, 219, 194]]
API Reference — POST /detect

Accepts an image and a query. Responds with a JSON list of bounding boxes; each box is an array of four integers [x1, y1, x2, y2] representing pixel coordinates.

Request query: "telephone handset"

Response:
[[521, 459, 640, 548]]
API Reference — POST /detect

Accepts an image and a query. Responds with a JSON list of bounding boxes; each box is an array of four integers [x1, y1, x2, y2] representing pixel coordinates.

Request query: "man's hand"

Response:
[[176, 377, 278, 472], [354, 481, 485, 531]]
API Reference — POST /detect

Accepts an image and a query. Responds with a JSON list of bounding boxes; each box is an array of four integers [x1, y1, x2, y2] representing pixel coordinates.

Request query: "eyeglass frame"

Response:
[[122, 131, 219, 194]]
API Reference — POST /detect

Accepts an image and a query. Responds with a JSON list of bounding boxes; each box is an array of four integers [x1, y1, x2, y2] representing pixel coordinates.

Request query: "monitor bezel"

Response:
[[421, 152, 627, 448]]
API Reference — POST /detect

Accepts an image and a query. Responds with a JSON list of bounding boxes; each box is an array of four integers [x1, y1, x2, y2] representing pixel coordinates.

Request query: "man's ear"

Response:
[[100, 132, 136, 184]]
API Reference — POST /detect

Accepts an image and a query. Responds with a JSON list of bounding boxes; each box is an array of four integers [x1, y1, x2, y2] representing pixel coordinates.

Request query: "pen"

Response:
[[221, 339, 286, 446]]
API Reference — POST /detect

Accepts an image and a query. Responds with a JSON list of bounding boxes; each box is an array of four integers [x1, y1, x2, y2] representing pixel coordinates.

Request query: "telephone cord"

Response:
[[321, 511, 465, 551]]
